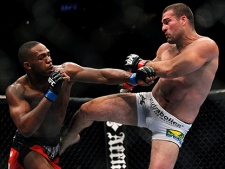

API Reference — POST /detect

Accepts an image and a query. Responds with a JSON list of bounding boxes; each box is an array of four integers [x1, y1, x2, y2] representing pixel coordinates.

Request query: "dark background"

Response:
[[0, 0, 224, 97]]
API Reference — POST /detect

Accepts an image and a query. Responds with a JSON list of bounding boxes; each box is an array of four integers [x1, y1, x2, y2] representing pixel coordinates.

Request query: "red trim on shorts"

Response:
[[30, 145, 61, 169], [8, 148, 24, 169], [8, 145, 61, 169]]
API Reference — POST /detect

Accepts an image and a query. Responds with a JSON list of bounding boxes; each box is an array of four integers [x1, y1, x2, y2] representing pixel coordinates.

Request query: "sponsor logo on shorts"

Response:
[[150, 97, 184, 128], [166, 129, 184, 145], [139, 93, 146, 105]]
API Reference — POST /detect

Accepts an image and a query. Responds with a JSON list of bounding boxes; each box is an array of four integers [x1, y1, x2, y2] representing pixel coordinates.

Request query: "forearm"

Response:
[[97, 68, 132, 85], [19, 98, 52, 137], [19, 70, 63, 137], [124, 53, 179, 78], [145, 60, 177, 78]]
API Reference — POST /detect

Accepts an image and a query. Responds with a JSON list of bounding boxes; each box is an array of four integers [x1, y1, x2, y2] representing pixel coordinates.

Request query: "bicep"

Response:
[[150, 40, 217, 77], [75, 67, 103, 82], [172, 41, 217, 75], [61, 62, 102, 82], [172, 50, 205, 74], [6, 87, 30, 128]]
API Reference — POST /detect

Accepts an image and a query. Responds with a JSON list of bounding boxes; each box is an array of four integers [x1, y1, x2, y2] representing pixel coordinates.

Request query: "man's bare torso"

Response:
[[14, 69, 74, 144], [152, 38, 218, 123]]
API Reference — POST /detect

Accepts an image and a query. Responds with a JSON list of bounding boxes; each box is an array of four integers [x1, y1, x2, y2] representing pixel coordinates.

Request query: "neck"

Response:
[[176, 32, 201, 51]]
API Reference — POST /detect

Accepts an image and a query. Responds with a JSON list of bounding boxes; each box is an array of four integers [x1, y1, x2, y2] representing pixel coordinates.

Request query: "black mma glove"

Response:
[[136, 66, 156, 83], [45, 70, 64, 102], [124, 54, 149, 72]]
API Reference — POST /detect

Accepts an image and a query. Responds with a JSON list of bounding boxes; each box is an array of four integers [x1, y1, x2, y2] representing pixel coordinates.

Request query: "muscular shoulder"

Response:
[[194, 37, 218, 48], [155, 43, 175, 61], [189, 37, 219, 60], [157, 43, 172, 53], [6, 76, 27, 100]]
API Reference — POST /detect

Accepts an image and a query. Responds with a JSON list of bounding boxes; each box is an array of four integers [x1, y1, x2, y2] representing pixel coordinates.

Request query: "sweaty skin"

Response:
[[150, 36, 218, 123], [6, 42, 153, 169], [59, 4, 219, 169], [6, 61, 134, 144]]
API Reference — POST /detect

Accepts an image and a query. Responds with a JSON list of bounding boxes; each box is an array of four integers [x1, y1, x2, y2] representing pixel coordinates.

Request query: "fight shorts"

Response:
[[136, 92, 192, 147], [8, 131, 61, 169]]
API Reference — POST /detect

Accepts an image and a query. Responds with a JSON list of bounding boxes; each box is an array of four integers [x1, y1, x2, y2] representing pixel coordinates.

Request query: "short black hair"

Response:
[[18, 41, 40, 64], [163, 3, 194, 28]]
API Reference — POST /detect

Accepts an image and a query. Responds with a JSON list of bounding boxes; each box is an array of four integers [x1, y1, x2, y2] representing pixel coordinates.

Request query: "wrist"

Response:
[[129, 73, 138, 85], [120, 83, 135, 93], [123, 83, 135, 90], [45, 89, 58, 102], [138, 60, 149, 69]]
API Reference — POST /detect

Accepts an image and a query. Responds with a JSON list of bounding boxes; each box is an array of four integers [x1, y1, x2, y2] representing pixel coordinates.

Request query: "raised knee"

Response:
[[80, 101, 94, 116], [78, 102, 94, 127], [79, 103, 89, 117]]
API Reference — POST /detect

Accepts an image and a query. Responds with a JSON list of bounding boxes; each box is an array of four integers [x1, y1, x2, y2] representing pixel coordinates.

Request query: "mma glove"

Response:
[[124, 54, 149, 72], [45, 70, 64, 102], [129, 66, 156, 84], [120, 66, 155, 93]]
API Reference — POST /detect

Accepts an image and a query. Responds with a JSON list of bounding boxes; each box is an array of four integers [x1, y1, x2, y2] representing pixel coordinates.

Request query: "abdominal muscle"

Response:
[[151, 78, 209, 124]]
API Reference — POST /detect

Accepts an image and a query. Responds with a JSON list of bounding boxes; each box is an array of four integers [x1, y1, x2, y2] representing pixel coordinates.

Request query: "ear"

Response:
[[180, 15, 187, 25], [23, 61, 31, 70]]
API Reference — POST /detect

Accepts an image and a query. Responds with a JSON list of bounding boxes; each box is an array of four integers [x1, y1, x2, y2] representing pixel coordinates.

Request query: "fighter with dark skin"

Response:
[[6, 41, 154, 169]]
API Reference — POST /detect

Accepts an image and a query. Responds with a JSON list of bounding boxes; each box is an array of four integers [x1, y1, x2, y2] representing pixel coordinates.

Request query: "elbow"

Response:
[[167, 71, 179, 78], [161, 69, 180, 78], [160, 70, 178, 78], [18, 128, 35, 138]]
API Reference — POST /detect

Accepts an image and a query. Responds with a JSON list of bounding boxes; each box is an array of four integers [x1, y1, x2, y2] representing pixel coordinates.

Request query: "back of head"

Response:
[[18, 41, 40, 65], [163, 3, 195, 28]]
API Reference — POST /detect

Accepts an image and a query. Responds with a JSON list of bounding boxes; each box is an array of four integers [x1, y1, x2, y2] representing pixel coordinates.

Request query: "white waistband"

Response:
[[150, 92, 192, 129]]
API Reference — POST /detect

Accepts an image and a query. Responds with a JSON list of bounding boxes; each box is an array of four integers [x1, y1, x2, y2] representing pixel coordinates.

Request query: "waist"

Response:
[[14, 130, 60, 147], [150, 92, 194, 124]]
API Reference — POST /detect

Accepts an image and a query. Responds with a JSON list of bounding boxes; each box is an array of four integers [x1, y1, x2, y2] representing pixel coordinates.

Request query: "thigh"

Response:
[[81, 93, 138, 125], [23, 151, 54, 169], [149, 139, 179, 169]]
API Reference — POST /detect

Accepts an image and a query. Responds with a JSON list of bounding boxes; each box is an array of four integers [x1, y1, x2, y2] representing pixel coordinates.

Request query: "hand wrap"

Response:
[[45, 70, 64, 102], [129, 73, 138, 85]]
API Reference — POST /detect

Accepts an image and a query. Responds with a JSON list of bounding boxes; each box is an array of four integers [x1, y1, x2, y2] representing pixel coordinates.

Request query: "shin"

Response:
[[60, 107, 94, 154]]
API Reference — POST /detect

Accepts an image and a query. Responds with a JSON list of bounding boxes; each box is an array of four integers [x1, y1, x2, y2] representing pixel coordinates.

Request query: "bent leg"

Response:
[[149, 139, 179, 169], [60, 93, 137, 154], [23, 151, 56, 169]]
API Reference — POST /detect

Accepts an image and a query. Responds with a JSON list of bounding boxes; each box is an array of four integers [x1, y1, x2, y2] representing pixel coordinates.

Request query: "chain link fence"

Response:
[[1, 90, 225, 169]]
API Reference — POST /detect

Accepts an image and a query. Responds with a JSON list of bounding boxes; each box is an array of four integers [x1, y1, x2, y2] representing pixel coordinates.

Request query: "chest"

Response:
[[24, 87, 70, 115], [161, 47, 180, 61]]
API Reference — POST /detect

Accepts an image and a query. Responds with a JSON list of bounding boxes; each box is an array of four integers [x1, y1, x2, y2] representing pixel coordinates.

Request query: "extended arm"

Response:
[[59, 62, 154, 86]]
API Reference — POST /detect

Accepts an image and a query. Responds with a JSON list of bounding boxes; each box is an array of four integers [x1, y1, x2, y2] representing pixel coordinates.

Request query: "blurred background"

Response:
[[0, 0, 225, 97]]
